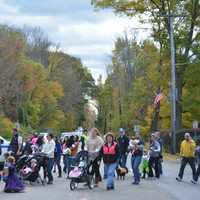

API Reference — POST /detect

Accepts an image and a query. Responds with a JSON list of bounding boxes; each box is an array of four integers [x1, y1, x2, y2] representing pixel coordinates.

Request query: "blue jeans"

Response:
[[63, 155, 69, 173], [131, 155, 142, 183], [119, 153, 127, 168], [47, 158, 54, 182], [103, 165, 107, 179], [54, 154, 62, 176], [67, 156, 76, 175], [104, 163, 117, 188]]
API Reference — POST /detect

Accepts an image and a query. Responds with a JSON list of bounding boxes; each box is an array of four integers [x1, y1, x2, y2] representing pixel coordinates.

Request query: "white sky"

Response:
[[0, 0, 151, 81]]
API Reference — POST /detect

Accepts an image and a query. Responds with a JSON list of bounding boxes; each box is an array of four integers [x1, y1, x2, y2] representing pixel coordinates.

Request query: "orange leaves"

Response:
[[47, 81, 64, 99], [19, 61, 47, 94]]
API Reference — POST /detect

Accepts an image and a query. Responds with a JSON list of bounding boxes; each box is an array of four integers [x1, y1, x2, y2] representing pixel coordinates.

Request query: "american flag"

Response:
[[154, 93, 164, 106]]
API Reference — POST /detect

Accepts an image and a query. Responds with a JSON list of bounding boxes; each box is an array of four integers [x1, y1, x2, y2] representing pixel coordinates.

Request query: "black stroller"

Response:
[[68, 150, 94, 191], [16, 154, 29, 172], [33, 152, 48, 183], [19, 157, 43, 184], [17, 153, 48, 185]]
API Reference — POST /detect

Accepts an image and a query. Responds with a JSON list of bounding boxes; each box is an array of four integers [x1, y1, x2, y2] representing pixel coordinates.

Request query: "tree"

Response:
[[92, 0, 200, 130], [0, 25, 26, 121], [96, 36, 165, 135], [22, 26, 52, 67], [0, 24, 96, 136]]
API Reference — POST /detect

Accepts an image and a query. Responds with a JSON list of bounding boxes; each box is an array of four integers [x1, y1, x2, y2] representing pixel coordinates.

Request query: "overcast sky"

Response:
[[0, 0, 150, 81]]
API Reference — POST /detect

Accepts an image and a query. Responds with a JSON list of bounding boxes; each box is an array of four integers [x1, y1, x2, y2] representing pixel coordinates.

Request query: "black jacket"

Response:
[[117, 135, 129, 154]]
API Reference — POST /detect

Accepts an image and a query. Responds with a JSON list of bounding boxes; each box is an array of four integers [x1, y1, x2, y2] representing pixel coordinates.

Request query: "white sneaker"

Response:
[[191, 179, 197, 184]]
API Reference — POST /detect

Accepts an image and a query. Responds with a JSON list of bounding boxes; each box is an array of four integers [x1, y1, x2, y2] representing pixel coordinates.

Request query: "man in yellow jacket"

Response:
[[176, 132, 197, 183]]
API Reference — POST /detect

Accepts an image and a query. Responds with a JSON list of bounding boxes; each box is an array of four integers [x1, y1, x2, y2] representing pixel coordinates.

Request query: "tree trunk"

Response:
[[176, 72, 183, 130], [150, 103, 160, 132]]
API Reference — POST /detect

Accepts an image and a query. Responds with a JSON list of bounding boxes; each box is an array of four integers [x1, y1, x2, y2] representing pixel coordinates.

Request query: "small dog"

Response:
[[116, 167, 128, 180]]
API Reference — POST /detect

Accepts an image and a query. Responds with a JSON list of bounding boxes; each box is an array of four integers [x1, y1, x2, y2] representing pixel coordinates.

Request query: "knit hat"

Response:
[[105, 132, 114, 139]]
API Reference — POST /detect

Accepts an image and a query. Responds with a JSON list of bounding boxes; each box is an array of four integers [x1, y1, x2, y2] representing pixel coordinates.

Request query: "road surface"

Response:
[[0, 160, 199, 200]]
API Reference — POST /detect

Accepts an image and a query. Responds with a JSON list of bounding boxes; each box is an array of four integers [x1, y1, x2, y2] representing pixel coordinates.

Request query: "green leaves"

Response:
[[92, 0, 200, 133], [91, 0, 146, 16], [0, 25, 96, 136]]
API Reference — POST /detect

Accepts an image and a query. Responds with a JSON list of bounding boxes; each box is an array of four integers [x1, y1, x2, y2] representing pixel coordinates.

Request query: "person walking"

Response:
[[99, 132, 119, 190], [155, 131, 163, 175], [0, 139, 5, 182], [62, 137, 70, 174], [193, 138, 200, 183], [53, 137, 62, 178], [67, 135, 79, 176], [86, 128, 104, 186], [117, 128, 129, 168], [176, 133, 196, 183], [42, 133, 55, 184], [148, 134, 161, 179], [80, 129, 88, 150], [129, 133, 144, 185], [8, 128, 23, 160]]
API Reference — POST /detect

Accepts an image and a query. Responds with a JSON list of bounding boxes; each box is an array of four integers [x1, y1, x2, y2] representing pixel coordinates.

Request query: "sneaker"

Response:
[[106, 186, 110, 190], [47, 181, 53, 185], [132, 181, 139, 185], [176, 177, 182, 182], [110, 186, 115, 190], [191, 179, 197, 184]]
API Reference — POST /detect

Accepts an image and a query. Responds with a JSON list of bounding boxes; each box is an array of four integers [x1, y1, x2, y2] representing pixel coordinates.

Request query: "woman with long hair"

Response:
[[86, 128, 104, 186]]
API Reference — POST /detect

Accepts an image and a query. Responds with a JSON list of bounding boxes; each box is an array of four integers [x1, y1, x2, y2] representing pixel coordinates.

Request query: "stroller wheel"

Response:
[[88, 176, 94, 189], [70, 180, 77, 191]]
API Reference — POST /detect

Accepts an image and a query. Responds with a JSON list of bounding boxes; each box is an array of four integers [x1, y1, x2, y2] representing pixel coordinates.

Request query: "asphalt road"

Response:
[[0, 160, 199, 200]]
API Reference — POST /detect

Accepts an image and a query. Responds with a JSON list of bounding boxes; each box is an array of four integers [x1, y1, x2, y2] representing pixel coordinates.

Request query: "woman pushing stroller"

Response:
[[86, 128, 104, 187]]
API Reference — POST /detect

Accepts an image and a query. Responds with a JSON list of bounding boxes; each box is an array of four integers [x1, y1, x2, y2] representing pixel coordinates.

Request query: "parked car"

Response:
[[60, 130, 82, 140], [0, 136, 10, 154]]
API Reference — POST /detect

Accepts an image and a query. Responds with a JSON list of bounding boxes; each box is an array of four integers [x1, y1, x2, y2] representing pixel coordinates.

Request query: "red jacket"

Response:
[[100, 142, 119, 164]]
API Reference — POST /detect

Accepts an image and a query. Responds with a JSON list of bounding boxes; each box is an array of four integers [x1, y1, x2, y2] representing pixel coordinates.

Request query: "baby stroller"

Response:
[[33, 152, 48, 183], [68, 150, 94, 191], [16, 154, 29, 172], [19, 156, 45, 185]]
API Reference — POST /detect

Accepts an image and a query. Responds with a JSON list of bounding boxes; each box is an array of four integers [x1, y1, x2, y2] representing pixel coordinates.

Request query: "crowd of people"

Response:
[[0, 127, 199, 193]]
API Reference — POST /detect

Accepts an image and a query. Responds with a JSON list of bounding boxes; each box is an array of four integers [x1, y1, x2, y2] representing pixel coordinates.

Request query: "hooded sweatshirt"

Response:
[[180, 139, 196, 158]]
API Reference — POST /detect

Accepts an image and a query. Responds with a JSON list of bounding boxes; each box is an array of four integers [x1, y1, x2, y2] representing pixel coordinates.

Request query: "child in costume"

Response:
[[4, 156, 25, 193], [140, 150, 149, 179]]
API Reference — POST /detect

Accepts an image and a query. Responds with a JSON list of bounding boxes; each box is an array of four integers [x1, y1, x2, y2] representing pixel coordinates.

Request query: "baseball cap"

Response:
[[185, 132, 190, 137], [119, 128, 124, 132]]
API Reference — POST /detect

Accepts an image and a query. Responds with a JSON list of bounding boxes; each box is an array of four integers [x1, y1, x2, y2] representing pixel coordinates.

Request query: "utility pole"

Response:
[[123, 17, 178, 153], [169, 15, 177, 154]]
